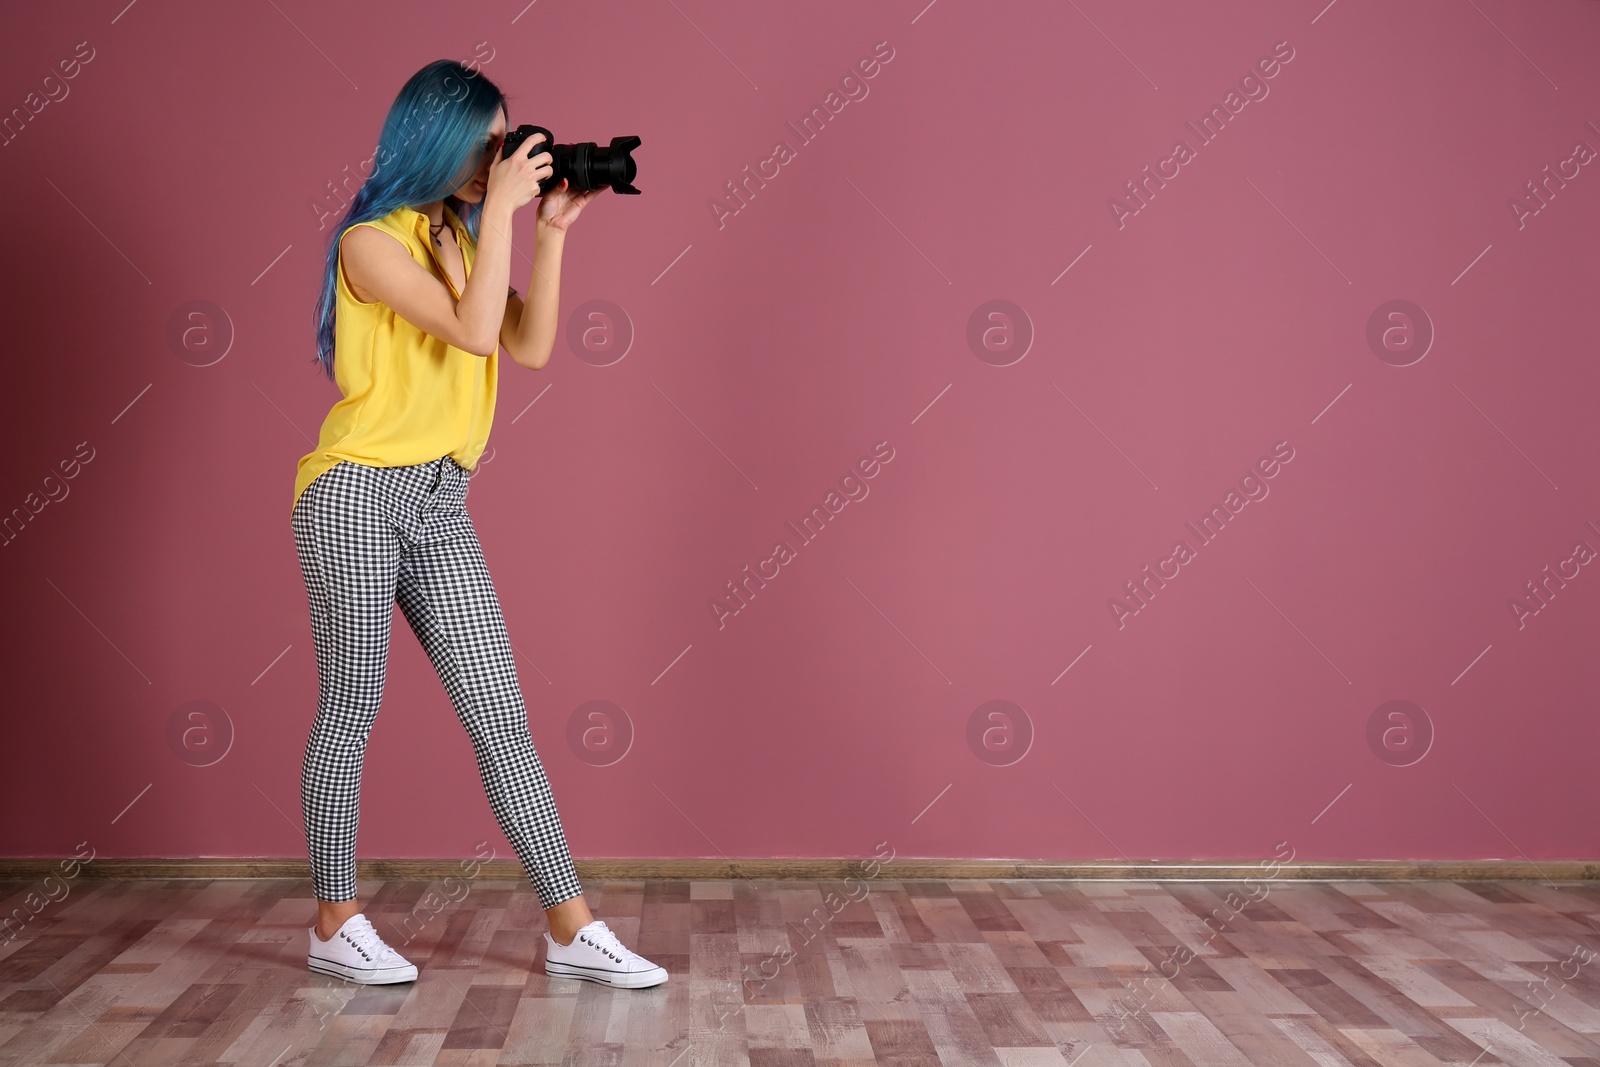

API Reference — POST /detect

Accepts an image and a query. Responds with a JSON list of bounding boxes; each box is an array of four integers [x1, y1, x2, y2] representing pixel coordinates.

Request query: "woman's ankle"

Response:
[[315, 898, 361, 941], [545, 894, 593, 945]]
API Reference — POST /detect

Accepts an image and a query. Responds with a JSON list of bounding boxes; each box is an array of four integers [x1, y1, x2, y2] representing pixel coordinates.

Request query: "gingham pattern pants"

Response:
[[290, 454, 583, 909]]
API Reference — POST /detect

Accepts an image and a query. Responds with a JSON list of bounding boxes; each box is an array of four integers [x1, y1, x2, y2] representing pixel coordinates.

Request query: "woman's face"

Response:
[[451, 108, 508, 204]]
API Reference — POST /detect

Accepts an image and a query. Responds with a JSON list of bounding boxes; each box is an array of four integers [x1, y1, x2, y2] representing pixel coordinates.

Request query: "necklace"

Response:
[[428, 202, 464, 248], [428, 214, 450, 248]]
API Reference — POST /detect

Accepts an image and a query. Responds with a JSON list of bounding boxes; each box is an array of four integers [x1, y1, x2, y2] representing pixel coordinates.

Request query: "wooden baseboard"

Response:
[[0, 858, 1595, 882]]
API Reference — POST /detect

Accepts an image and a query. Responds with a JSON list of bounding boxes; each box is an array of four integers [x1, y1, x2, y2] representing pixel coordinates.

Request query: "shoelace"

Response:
[[338, 914, 404, 964], [576, 921, 641, 965]]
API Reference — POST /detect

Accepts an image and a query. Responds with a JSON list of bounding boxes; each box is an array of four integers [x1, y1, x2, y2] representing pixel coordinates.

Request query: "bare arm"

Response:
[[498, 224, 565, 370], [497, 177, 606, 370], [340, 209, 513, 358]]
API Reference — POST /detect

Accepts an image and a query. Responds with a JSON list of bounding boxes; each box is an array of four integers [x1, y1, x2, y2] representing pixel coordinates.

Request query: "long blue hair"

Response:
[[311, 59, 507, 382]]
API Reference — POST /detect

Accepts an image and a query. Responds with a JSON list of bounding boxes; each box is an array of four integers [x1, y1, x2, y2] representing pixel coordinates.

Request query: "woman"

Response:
[[290, 59, 666, 989]]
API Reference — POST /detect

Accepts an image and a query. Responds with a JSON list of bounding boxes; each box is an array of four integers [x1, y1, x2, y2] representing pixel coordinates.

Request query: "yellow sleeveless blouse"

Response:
[[291, 202, 497, 515]]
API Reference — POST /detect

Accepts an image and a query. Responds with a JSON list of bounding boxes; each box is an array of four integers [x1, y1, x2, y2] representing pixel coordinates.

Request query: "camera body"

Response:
[[501, 124, 641, 196]]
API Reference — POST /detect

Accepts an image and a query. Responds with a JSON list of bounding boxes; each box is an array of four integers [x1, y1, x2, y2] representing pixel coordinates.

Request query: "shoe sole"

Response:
[[545, 960, 669, 988], [307, 957, 419, 984]]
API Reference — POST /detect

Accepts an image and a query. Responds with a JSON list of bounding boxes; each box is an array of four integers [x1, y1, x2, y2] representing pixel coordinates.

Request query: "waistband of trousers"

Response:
[[341, 454, 467, 495]]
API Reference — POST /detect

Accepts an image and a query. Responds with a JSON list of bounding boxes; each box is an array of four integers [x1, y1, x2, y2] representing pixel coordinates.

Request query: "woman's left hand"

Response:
[[535, 178, 605, 233]]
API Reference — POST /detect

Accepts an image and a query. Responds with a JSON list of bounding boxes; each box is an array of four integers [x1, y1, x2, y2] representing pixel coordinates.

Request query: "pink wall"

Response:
[[3, 0, 1598, 870]]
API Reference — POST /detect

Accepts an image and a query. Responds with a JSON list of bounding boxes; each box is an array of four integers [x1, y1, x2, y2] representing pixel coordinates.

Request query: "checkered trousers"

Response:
[[290, 454, 583, 909]]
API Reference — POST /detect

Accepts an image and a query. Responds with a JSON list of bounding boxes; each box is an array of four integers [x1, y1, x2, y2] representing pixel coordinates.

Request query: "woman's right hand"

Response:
[[485, 132, 552, 214]]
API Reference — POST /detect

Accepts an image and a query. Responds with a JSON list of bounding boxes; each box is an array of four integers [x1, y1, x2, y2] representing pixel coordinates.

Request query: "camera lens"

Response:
[[501, 125, 641, 195]]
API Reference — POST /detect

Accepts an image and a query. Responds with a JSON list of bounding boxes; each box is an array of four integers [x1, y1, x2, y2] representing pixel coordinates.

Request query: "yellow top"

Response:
[[291, 202, 497, 515]]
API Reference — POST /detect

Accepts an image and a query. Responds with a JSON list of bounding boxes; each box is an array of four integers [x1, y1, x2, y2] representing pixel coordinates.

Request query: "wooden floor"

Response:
[[5, 877, 1600, 1066]]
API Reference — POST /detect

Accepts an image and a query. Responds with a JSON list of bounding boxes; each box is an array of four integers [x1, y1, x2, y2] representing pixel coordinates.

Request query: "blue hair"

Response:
[[311, 59, 508, 382]]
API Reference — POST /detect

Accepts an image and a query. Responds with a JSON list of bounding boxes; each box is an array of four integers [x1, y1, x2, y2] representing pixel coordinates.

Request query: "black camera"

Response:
[[501, 124, 641, 195]]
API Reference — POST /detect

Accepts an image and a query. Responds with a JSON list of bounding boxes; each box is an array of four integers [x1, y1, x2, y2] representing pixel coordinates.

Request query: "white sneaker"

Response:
[[544, 919, 668, 988], [307, 913, 419, 985]]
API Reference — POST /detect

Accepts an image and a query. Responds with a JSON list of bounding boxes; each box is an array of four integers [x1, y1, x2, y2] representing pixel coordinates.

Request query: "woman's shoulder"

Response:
[[341, 205, 423, 246]]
